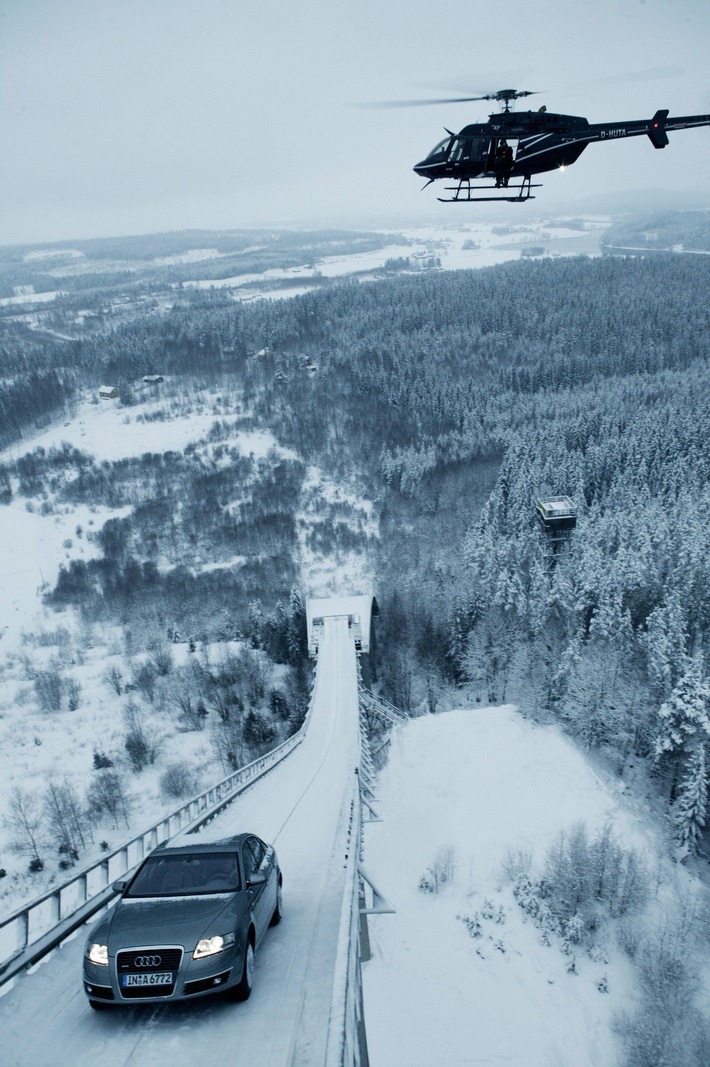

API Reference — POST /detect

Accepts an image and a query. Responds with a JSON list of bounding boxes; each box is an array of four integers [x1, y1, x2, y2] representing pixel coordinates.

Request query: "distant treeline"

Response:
[[603, 209, 710, 253]]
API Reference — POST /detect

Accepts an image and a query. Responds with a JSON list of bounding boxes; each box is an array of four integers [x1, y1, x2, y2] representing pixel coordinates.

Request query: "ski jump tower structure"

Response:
[[307, 594, 377, 658]]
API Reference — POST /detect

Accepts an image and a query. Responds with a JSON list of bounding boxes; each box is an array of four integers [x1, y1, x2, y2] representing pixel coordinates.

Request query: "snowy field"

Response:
[[0, 394, 289, 657], [362, 705, 703, 1067], [0, 394, 285, 468], [180, 217, 609, 300]]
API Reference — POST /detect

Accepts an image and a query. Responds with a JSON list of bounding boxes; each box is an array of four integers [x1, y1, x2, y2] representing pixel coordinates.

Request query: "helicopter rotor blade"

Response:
[[353, 89, 540, 110], [353, 95, 494, 109]]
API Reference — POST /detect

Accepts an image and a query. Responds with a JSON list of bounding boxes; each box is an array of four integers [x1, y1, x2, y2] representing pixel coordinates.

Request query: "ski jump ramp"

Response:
[[0, 611, 367, 1067]]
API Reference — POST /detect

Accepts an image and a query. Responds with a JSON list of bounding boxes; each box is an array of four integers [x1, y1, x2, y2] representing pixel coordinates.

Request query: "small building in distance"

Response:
[[535, 496, 577, 540], [98, 385, 119, 400], [142, 374, 164, 384]]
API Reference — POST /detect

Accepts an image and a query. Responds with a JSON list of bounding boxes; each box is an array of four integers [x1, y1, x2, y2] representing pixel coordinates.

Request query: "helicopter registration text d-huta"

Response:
[[410, 88, 710, 203]]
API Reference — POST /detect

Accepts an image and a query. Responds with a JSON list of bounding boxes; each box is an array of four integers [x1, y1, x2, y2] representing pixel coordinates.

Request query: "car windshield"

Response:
[[126, 852, 241, 897]]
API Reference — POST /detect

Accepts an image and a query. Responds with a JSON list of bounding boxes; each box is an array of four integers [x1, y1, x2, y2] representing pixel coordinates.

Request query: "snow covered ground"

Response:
[[297, 465, 378, 602], [362, 705, 696, 1067], [0, 394, 285, 468], [180, 217, 608, 300], [0, 392, 292, 655], [0, 290, 62, 308]]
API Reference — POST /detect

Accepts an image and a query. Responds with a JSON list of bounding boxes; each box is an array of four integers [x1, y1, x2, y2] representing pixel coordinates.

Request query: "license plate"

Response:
[[122, 972, 173, 987]]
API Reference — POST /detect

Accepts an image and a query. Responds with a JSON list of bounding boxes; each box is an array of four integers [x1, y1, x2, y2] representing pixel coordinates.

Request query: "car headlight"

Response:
[[192, 932, 235, 959], [87, 943, 109, 966]]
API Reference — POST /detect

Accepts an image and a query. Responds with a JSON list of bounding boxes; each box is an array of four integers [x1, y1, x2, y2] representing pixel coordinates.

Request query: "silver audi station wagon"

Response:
[[83, 834, 282, 1009]]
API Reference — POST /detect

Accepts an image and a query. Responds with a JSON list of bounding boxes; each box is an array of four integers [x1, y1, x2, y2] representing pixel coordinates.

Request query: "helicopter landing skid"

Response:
[[438, 176, 540, 203]]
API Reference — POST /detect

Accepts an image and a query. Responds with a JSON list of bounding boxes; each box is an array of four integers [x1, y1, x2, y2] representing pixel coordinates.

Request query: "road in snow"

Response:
[[0, 616, 360, 1067]]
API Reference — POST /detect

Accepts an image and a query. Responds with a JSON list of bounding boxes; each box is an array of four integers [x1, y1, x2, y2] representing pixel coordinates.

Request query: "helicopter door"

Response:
[[490, 138, 516, 177], [450, 136, 490, 172]]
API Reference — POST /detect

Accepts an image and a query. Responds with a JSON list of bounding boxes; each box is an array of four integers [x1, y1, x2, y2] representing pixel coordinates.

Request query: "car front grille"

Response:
[[116, 947, 183, 999]]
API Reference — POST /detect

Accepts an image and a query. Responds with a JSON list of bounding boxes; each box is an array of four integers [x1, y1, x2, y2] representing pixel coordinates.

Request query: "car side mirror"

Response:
[[247, 871, 267, 888], [112, 878, 128, 894]]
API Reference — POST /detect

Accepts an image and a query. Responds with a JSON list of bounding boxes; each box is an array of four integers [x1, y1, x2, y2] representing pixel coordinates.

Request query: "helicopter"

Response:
[[405, 89, 710, 202]]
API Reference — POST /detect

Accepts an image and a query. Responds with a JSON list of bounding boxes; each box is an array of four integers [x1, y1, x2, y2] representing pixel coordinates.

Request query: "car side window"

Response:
[[242, 839, 257, 878], [243, 837, 266, 879]]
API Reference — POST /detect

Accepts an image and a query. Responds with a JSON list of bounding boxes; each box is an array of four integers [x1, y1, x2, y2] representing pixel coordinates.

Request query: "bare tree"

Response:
[[212, 718, 247, 774], [44, 780, 91, 858], [66, 675, 82, 711], [6, 787, 45, 869], [133, 662, 157, 704], [150, 645, 174, 676], [34, 669, 63, 712], [104, 665, 123, 696], [87, 770, 130, 829], [123, 701, 159, 771], [160, 761, 196, 800], [170, 673, 208, 731]]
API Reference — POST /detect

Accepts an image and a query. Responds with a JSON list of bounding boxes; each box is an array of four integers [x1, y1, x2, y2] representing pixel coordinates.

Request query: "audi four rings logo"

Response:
[[134, 955, 162, 968]]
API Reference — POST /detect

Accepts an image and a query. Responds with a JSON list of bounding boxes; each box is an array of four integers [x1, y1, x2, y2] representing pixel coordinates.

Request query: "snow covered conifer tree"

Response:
[[287, 586, 307, 664], [655, 656, 710, 760], [644, 594, 688, 701], [673, 744, 708, 859], [655, 655, 710, 802]]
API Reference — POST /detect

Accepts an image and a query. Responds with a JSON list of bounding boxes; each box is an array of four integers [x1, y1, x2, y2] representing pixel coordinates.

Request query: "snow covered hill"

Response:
[[363, 706, 710, 1067]]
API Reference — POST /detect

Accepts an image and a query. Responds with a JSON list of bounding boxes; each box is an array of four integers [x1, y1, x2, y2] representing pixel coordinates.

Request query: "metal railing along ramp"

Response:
[[0, 609, 391, 1067]]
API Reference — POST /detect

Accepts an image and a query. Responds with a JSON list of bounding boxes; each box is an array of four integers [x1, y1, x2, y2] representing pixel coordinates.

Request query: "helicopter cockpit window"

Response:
[[425, 137, 453, 163]]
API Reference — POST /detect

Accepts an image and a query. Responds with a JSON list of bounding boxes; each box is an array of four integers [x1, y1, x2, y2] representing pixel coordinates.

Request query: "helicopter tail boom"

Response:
[[592, 111, 710, 147]]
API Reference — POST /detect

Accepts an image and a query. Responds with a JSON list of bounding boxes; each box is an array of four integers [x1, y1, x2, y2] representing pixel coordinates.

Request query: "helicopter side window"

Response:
[[450, 139, 465, 163], [425, 136, 453, 163], [468, 137, 491, 165]]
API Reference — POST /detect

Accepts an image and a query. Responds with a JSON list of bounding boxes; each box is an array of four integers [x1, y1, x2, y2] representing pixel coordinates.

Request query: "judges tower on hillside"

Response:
[[535, 496, 577, 548]]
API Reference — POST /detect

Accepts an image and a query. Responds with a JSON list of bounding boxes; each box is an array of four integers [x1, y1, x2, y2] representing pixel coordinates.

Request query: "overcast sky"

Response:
[[1, 0, 709, 244]]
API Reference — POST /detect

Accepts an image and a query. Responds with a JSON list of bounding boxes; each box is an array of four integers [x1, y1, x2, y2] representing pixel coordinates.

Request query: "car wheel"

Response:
[[270, 876, 283, 926], [229, 939, 254, 1001]]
